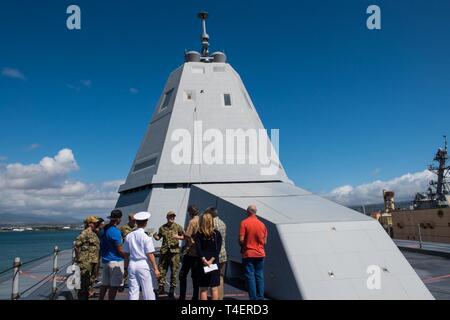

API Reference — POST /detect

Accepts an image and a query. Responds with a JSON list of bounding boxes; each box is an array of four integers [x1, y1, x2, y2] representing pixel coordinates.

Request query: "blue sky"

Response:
[[1, 0, 449, 214]]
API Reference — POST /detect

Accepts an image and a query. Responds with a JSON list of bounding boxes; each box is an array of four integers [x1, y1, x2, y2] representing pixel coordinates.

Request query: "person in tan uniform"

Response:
[[153, 211, 184, 298], [74, 216, 100, 300], [120, 213, 136, 240]]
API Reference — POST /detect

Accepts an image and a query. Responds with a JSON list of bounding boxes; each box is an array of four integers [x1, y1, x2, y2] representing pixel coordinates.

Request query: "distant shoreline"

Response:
[[0, 226, 83, 232]]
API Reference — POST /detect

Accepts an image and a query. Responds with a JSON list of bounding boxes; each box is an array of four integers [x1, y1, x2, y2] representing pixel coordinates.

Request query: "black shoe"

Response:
[[168, 287, 175, 299], [157, 286, 166, 295]]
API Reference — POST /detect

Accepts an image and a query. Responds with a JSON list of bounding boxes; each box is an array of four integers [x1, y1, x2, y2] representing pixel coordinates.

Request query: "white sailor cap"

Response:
[[134, 211, 151, 221]]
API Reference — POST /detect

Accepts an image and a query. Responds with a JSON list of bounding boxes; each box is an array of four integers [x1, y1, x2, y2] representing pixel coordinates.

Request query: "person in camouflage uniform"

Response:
[[153, 211, 184, 298], [91, 217, 105, 295], [75, 216, 101, 300], [119, 213, 136, 240]]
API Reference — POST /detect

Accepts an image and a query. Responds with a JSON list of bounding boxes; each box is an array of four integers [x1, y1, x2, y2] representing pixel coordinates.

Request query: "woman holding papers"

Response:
[[195, 212, 222, 300]]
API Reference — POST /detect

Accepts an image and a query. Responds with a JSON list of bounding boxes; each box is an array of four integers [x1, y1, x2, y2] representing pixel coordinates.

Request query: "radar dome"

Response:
[[212, 51, 227, 63], [185, 51, 201, 62]]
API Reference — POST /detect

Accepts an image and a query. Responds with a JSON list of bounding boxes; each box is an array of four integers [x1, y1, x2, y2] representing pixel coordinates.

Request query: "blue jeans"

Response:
[[243, 258, 265, 300]]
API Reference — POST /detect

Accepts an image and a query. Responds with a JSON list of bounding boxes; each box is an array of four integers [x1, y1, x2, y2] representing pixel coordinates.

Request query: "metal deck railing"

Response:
[[0, 242, 77, 300]]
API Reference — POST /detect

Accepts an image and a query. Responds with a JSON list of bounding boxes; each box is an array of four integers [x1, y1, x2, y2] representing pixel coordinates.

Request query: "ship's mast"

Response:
[[428, 135, 449, 202], [198, 11, 210, 57], [184, 12, 227, 64]]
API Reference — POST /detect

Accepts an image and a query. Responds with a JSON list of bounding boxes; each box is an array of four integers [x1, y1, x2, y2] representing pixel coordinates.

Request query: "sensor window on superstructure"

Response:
[[161, 88, 174, 110], [224, 93, 232, 106]]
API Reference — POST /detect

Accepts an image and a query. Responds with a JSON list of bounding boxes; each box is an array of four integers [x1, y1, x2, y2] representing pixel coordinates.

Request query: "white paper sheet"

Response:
[[203, 263, 219, 273]]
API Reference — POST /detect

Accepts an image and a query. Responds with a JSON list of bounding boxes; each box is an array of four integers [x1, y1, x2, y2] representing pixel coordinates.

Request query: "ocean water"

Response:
[[0, 230, 80, 272]]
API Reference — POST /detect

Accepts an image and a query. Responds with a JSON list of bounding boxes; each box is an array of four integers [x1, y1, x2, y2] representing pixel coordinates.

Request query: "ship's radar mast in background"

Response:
[[414, 135, 450, 209], [383, 189, 395, 213]]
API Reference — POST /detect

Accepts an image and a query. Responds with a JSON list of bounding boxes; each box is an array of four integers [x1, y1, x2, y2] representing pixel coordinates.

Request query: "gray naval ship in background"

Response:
[[413, 137, 450, 209], [381, 137, 450, 244], [112, 12, 433, 299]]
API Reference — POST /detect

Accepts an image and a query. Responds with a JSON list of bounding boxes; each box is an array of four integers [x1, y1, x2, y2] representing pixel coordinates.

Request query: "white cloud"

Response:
[[67, 80, 92, 92], [2, 148, 78, 189], [325, 170, 434, 206], [129, 88, 139, 94], [101, 180, 125, 190], [81, 80, 92, 87], [26, 143, 41, 151], [372, 168, 381, 176], [66, 84, 80, 92], [0, 149, 122, 217], [1, 67, 26, 80]]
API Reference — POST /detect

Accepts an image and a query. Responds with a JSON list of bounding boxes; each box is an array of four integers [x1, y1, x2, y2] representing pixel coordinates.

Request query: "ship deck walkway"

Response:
[[401, 250, 450, 300], [1, 247, 449, 300], [395, 239, 450, 257], [0, 249, 249, 300]]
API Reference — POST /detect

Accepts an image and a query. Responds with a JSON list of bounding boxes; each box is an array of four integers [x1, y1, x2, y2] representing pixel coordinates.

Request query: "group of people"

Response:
[[74, 204, 267, 301]]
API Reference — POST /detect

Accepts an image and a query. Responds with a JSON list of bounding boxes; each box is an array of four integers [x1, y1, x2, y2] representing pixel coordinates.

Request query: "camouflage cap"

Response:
[[84, 216, 99, 224], [166, 211, 176, 218]]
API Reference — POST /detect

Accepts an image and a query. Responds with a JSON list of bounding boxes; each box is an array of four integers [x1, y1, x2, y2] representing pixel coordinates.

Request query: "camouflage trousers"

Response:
[[78, 262, 97, 300], [158, 253, 180, 288]]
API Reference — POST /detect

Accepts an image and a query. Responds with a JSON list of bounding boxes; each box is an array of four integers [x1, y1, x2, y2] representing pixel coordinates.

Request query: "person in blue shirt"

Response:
[[99, 209, 127, 300]]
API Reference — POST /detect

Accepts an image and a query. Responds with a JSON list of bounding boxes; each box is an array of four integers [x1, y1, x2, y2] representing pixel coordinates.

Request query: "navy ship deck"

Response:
[[1, 245, 449, 300]]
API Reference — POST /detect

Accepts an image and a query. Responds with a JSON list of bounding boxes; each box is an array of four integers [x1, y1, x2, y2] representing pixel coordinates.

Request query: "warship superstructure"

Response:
[[392, 137, 450, 243], [114, 12, 433, 299], [414, 137, 450, 209]]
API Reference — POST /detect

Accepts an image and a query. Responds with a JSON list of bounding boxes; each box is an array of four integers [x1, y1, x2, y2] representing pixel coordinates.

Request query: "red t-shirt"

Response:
[[239, 215, 267, 258]]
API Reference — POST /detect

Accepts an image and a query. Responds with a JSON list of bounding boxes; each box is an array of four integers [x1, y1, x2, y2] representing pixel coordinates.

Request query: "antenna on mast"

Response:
[[185, 11, 226, 63], [198, 11, 209, 57], [444, 135, 448, 152]]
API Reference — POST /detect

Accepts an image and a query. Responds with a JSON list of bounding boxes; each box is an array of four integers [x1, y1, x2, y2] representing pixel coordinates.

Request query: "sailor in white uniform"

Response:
[[123, 211, 160, 300]]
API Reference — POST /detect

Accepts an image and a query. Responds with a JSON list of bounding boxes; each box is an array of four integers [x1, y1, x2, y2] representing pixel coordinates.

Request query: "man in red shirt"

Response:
[[239, 205, 267, 300]]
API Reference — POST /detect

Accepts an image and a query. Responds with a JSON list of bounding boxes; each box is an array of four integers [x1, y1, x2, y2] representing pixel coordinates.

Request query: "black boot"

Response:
[[158, 285, 166, 295], [168, 286, 175, 299]]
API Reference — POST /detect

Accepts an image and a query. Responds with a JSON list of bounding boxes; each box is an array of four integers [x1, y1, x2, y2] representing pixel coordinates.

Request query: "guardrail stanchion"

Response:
[[417, 224, 423, 249], [11, 257, 21, 300], [72, 241, 76, 263], [52, 246, 59, 298]]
